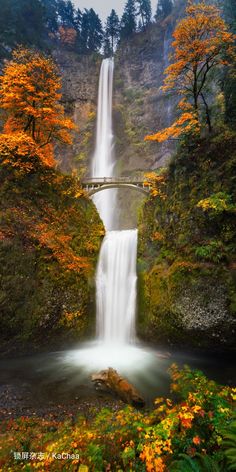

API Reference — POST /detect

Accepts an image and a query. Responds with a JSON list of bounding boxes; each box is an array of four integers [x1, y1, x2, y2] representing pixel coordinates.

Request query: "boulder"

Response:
[[91, 368, 145, 407]]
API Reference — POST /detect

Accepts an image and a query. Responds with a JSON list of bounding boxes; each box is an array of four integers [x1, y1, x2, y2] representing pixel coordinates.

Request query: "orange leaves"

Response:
[[193, 436, 201, 445], [144, 2, 235, 143], [0, 132, 55, 170], [140, 446, 166, 472], [0, 47, 75, 162], [0, 132, 40, 172], [58, 26, 77, 45], [33, 221, 91, 274], [145, 109, 200, 143]]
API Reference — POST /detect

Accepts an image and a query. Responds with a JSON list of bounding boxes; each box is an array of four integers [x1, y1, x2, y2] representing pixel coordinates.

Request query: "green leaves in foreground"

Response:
[[169, 453, 223, 472]]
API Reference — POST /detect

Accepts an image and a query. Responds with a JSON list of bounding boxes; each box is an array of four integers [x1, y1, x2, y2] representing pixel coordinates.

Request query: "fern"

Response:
[[169, 453, 222, 472], [222, 418, 236, 471]]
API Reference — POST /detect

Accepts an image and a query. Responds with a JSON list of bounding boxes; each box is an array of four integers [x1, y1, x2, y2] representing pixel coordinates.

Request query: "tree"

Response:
[[155, 0, 173, 20], [120, 0, 137, 39], [145, 2, 235, 142], [57, 0, 76, 28], [74, 7, 82, 32], [0, 47, 75, 167], [40, 0, 58, 34], [87, 9, 103, 52], [80, 9, 103, 53], [136, 0, 152, 30], [223, 0, 236, 126], [105, 9, 120, 54], [103, 30, 113, 58], [0, 0, 46, 58]]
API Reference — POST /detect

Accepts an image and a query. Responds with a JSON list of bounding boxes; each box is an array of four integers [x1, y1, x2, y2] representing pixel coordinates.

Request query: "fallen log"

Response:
[[91, 368, 145, 407]]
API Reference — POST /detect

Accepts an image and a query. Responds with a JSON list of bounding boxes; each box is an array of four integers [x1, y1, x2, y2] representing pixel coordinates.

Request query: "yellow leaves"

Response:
[[144, 172, 167, 199], [231, 388, 236, 402], [178, 410, 194, 429], [140, 440, 170, 471]]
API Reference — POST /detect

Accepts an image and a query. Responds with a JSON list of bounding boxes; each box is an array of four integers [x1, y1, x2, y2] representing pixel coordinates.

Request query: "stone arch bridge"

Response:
[[82, 177, 151, 196]]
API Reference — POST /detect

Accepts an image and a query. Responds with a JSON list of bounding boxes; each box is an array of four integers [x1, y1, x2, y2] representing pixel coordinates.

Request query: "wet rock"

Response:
[[91, 368, 145, 407]]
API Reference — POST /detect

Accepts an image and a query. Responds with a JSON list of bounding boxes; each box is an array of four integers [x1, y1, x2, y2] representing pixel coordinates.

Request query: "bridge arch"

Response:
[[86, 183, 149, 196], [82, 177, 151, 197]]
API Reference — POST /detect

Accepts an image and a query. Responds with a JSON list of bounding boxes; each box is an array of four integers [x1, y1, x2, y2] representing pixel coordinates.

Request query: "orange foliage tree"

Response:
[[0, 47, 75, 167], [145, 2, 235, 143], [58, 26, 77, 46]]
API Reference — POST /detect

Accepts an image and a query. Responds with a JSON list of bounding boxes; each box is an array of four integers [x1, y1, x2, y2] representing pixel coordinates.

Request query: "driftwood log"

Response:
[[91, 368, 145, 407]]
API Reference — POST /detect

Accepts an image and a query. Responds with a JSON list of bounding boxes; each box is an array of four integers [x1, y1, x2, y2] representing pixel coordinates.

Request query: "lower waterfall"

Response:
[[96, 230, 137, 345]]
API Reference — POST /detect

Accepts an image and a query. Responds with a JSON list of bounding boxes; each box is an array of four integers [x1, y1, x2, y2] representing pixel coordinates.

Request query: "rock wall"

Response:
[[53, 49, 102, 175], [113, 23, 177, 175]]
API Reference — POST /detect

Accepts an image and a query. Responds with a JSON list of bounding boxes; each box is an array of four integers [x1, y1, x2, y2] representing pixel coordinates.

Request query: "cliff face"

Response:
[[53, 50, 101, 175], [113, 23, 177, 175]]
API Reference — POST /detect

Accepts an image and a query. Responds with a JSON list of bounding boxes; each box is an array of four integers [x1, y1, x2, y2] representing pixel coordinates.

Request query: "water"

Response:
[[96, 229, 137, 344], [91, 58, 116, 230]]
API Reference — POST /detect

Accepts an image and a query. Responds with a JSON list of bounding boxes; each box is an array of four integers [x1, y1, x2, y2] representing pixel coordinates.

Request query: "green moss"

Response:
[[138, 131, 236, 348], [0, 148, 103, 350]]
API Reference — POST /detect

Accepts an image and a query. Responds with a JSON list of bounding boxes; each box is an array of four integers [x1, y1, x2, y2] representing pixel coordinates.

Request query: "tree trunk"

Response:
[[201, 93, 212, 133]]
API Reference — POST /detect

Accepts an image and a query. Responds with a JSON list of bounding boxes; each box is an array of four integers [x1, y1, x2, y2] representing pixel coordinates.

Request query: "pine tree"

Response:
[[74, 7, 82, 32], [136, 0, 152, 30], [155, 0, 173, 20], [105, 9, 120, 54], [120, 0, 137, 39], [40, 0, 58, 33], [103, 30, 113, 58], [57, 0, 76, 28], [0, 0, 46, 59], [80, 9, 103, 53]]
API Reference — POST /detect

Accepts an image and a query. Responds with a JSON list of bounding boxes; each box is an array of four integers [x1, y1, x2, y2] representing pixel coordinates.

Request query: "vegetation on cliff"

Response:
[[138, 2, 236, 348], [138, 131, 236, 347]]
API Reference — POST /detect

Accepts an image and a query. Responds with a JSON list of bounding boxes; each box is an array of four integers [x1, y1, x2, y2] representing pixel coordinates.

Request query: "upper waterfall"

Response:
[[92, 58, 116, 230]]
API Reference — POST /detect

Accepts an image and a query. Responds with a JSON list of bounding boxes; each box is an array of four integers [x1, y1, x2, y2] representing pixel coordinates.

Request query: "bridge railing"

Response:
[[82, 176, 146, 184]]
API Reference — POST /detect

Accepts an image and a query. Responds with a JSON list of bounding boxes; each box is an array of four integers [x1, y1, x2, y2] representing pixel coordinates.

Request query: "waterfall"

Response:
[[92, 58, 137, 346], [92, 58, 116, 231], [96, 230, 137, 345]]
